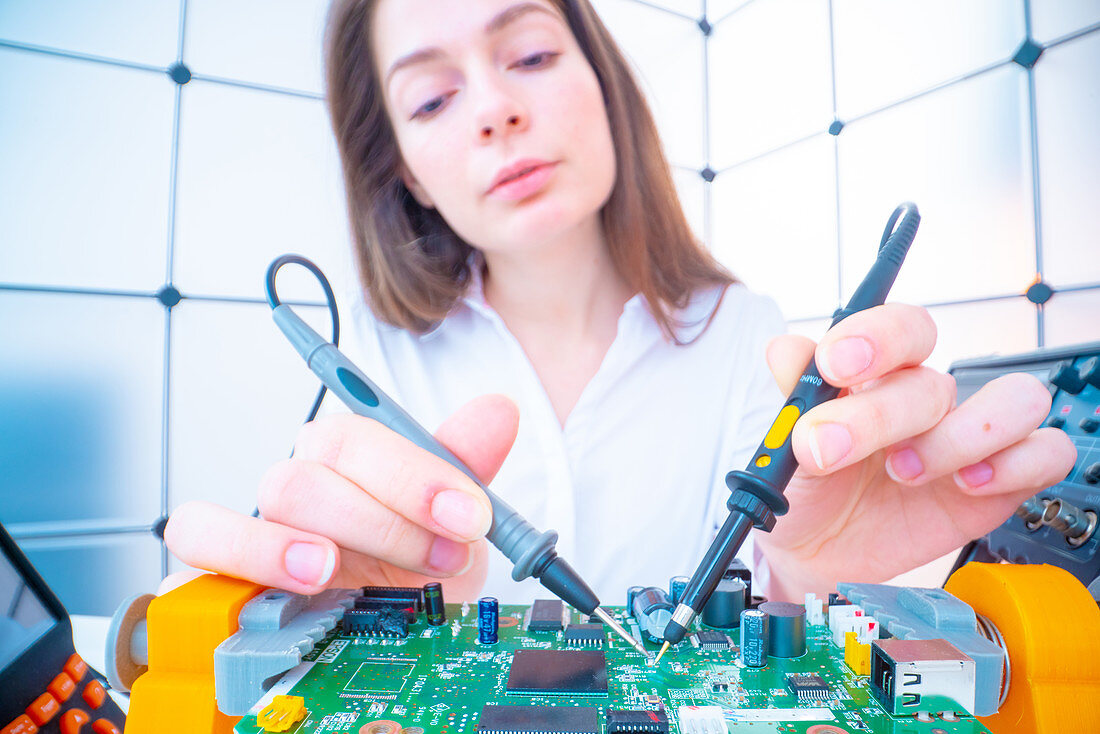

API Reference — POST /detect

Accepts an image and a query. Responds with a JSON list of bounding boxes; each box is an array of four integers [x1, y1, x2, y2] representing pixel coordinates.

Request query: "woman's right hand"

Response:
[[164, 394, 520, 601]]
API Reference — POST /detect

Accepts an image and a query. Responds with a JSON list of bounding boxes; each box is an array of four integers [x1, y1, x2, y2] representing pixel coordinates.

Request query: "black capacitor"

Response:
[[739, 609, 768, 667], [423, 582, 446, 625], [669, 576, 690, 605], [757, 601, 806, 658], [631, 586, 674, 643], [701, 577, 746, 629], [723, 557, 753, 601], [478, 596, 499, 644]]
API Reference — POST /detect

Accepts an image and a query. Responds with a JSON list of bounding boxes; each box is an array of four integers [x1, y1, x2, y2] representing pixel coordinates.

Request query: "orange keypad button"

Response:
[[48, 672, 77, 702], [90, 720, 120, 734], [81, 680, 107, 709], [1, 715, 39, 734], [60, 710, 90, 734], [64, 654, 88, 683], [24, 693, 59, 726]]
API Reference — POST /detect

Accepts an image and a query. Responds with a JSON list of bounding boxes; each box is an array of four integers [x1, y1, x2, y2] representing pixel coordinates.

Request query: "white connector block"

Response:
[[828, 604, 865, 647], [804, 593, 826, 626], [678, 705, 727, 734]]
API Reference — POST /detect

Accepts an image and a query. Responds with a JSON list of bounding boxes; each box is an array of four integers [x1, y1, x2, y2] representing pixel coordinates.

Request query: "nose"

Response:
[[479, 114, 523, 140], [473, 74, 528, 143]]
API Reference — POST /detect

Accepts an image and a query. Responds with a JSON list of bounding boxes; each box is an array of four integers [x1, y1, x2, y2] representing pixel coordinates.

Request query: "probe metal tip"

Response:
[[655, 641, 670, 665], [593, 607, 649, 658]]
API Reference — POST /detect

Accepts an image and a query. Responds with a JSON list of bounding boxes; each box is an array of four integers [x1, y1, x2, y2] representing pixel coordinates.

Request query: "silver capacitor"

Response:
[[631, 586, 674, 643], [740, 608, 769, 667]]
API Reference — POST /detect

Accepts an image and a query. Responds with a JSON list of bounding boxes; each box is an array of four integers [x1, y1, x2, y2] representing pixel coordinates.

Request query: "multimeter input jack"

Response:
[[1015, 496, 1048, 530], [1040, 498, 1098, 547]]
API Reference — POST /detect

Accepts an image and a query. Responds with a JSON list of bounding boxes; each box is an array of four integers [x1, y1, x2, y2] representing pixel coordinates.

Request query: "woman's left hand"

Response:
[[756, 303, 1078, 601]]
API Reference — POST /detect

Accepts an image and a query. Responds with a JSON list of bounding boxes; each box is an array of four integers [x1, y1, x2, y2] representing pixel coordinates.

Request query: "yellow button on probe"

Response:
[[763, 404, 801, 449]]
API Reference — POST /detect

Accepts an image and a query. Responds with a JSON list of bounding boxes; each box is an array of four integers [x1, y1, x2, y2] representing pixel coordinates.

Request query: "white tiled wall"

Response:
[[1, 0, 1097, 613]]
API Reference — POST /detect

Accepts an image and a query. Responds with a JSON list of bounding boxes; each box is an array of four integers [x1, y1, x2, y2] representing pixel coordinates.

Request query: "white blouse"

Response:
[[332, 266, 787, 607]]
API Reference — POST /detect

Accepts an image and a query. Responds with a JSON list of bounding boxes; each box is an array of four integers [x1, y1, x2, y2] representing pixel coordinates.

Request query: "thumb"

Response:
[[433, 394, 520, 485], [766, 334, 817, 395]]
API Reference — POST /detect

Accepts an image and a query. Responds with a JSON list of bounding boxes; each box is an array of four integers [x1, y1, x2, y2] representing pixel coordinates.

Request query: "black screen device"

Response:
[[0, 520, 126, 732]]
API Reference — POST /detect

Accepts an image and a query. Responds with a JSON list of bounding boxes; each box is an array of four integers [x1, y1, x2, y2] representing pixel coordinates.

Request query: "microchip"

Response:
[[528, 599, 564, 631], [343, 608, 408, 638], [606, 709, 669, 733], [787, 673, 832, 701], [355, 598, 417, 623], [564, 624, 604, 646], [506, 650, 608, 696], [690, 630, 732, 651], [476, 705, 599, 734], [359, 585, 424, 611]]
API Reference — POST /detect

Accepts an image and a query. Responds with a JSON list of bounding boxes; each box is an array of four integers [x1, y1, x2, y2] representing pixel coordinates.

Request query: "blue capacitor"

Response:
[[478, 596, 499, 644], [740, 608, 769, 668], [669, 576, 690, 605]]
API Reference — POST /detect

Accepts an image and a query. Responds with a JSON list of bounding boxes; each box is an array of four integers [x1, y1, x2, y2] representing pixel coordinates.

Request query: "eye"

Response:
[[411, 92, 454, 121], [513, 51, 560, 69]]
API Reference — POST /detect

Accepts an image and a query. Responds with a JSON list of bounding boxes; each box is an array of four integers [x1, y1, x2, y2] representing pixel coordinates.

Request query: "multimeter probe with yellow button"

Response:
[[658, 202, 922, 658]]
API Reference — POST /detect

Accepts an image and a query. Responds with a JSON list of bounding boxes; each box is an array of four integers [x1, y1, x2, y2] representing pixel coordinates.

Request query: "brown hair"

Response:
[[324, 0, 735, 342]]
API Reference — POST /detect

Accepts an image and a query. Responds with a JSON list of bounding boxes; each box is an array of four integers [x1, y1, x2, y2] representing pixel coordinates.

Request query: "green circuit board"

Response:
[[233, 602, 990, 734]]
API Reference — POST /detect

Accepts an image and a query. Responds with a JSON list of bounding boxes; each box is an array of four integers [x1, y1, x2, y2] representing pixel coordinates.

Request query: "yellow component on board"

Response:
[[126, 574, 266, 734], [944, 562, 1100, 734], [257, 695, 308, 732], [763, 404, 801, 449], [843, 630, 870, 676]]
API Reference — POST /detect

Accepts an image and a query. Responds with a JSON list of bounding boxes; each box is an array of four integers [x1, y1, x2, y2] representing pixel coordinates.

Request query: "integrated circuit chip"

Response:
[[359, 585, 423, 611], [606, 708, 669, 733], [506, 650, 608, 696], [690, 630, 732, 651], [564, 623, 604, 647], [786, 673, 832, 701], [355, 599, 417, 623], [528, 599, 565, 631], [343, 607, 408, 638], [476, 705, 599, 734]]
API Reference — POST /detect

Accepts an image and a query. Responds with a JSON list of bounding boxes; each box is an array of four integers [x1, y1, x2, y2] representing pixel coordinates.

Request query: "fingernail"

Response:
[[820, 337, 874, 382], [284, 542, 336, 587], [955, 461, 994, 490], [431, 489, 490, 539], [428, 536, 471, 574], [886, 448, 924, 482], [807, 423, 852, 470]]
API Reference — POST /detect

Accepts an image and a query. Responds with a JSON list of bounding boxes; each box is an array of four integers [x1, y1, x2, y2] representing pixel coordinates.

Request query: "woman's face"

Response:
[[373, 0, 617, 257]]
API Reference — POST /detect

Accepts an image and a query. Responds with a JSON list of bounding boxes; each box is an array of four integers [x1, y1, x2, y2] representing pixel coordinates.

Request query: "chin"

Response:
[[515, 186, 603, 229]]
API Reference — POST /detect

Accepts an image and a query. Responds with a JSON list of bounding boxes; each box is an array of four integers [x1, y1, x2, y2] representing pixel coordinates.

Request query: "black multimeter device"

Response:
[[0, 521, 126, 733]]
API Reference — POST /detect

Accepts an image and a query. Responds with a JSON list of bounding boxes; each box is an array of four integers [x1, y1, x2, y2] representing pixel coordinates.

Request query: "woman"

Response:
[[165, 0, 1075, 604]]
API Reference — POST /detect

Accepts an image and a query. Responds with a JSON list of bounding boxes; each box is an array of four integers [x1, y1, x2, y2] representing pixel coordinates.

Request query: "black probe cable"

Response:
[[656, 203, 921, 662], [260, 255, 651, 658], [248, 255, 341, 519], [265, 255, 341, 423]]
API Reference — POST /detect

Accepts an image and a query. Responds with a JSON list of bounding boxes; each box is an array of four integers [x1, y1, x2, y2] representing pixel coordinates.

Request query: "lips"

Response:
[[487, 158, 555, 195]]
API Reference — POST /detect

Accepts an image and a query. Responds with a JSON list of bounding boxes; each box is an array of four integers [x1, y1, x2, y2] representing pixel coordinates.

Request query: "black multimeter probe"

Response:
[[656, 202, 921, 661]]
